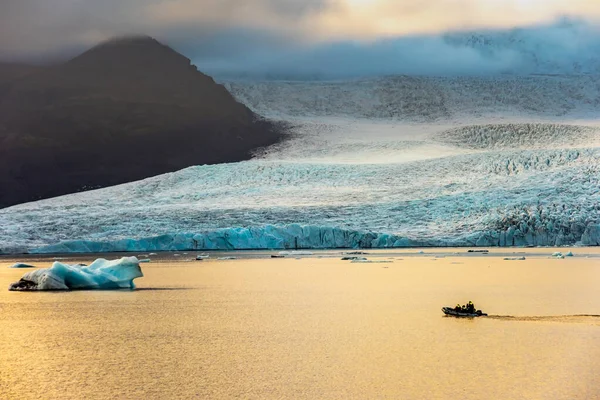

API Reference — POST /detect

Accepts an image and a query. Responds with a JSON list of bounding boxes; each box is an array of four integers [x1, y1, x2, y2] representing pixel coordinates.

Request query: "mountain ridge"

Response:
[[0, 36, 284, 208]]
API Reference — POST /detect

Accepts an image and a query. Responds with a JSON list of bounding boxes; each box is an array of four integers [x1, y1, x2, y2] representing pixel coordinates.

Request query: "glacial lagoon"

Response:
[[1, 249, 599, 399]]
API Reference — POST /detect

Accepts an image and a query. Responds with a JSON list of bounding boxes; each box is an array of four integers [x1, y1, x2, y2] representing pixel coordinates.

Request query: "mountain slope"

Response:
[[0, 36, 283, 208], [0, 63, 42, 85]]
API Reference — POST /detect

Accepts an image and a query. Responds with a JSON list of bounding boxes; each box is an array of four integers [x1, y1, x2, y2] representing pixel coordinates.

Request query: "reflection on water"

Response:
[[487, 314, 600, 324], [133, 287, 196, 291], [1, 254, 599, 399]]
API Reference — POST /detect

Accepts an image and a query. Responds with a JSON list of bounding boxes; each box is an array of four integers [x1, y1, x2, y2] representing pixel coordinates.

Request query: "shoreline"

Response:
[[2, 246, 598, 264]]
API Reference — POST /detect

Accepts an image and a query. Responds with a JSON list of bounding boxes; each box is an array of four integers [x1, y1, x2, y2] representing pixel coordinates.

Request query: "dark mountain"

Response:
[[0, 36, 283, 208], [0, 63, 43, 85]]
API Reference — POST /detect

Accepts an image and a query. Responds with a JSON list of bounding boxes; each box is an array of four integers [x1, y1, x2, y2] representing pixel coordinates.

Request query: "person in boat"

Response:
[[466, 301, 475, 313], [454, 304, 462, 312]]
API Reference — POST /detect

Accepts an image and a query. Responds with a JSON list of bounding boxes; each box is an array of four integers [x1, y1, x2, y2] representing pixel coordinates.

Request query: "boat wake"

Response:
[[486, 315, 600, 325]]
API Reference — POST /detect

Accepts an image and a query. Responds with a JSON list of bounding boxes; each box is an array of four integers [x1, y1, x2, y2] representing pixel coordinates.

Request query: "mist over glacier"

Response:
[[199, 17, 600, 79]]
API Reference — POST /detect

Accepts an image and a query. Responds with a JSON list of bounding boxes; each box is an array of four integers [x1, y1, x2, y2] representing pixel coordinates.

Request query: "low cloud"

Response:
[[0, 0, 331, 60], [194, 18, 600, 78], [198, 35, 521, 78], [1, 1, 600, 77]]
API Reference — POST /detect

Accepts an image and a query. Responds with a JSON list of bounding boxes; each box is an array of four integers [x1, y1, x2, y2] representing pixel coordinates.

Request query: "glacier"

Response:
[[1, 75, 600, 253], [8, 257, 143, 291]]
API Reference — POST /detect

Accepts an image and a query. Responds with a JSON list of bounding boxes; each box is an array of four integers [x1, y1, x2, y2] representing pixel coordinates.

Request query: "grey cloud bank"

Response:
[[193, 18, 600, 78], [1, 0, 600, 77]]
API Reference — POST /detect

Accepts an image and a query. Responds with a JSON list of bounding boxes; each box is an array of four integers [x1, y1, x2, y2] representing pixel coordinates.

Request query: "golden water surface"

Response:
[[1, 250, 599, 399]]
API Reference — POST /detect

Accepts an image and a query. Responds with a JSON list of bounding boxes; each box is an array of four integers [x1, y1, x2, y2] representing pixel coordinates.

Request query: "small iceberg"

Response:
[[279, 251, 314, 256], [504, 257, 526, 261], [9, 263, 36, 269], [196, 254, 210, 260], [217, 257, 237, 260], [565, 251, 574, 257], [8, 257, 143, 291]]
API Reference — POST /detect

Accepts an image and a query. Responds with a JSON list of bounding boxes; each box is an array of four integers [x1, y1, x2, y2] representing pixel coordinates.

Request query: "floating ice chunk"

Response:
[[149, 253, 158, 256], [8, 257, 143, 291], [217, 257, 237, 260], [565, 251, 574, 257], [9, 263, 36, 268], [342, 257, 367, 261], [196, 254, 210, 260], [351, 260, 393, 263], [279, 250, 314, 256], [552, 252, 563, 257], [138, 259, 151, 263], [504, 257, 526, 261]]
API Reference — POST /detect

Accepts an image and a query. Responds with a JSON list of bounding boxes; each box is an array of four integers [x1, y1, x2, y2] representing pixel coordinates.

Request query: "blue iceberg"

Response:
[[8, 257, 143, 291], [9, 263, 36, 268]]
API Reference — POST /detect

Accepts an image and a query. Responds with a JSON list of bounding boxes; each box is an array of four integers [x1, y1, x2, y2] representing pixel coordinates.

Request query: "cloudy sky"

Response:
[[2, 0, 600, 76]]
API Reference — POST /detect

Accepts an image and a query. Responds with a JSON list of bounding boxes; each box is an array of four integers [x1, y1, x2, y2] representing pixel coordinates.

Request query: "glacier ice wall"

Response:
[[30, 225, 419, 253], [30, 222, 600, 254]]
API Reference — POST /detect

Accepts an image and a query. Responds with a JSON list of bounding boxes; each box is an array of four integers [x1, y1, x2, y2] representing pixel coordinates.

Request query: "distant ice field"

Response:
[[2, 75, 600, 253]]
